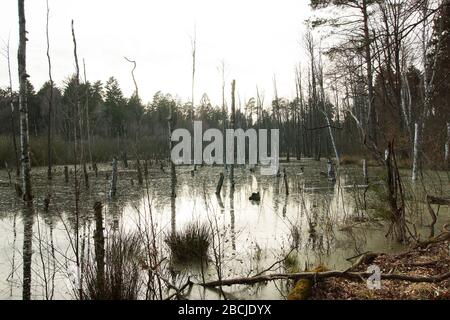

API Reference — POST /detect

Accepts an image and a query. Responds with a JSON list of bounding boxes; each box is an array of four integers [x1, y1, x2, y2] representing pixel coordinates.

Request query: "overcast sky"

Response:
[[1, 0, 311, 106]]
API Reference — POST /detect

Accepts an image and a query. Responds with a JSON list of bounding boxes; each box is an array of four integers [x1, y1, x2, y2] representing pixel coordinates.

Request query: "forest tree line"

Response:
[[1, 0, 449, 172]]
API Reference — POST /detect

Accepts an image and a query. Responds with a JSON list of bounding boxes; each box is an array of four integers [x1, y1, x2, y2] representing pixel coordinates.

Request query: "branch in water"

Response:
[[201, 270, 450, 288]]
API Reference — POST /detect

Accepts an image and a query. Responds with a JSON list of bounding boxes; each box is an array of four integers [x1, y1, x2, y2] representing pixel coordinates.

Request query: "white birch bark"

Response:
[[18, 0, 32, 202]]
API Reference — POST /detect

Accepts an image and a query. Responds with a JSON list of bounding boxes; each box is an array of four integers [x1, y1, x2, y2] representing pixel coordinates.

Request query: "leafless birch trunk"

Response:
[[18, 0, 32, 202]]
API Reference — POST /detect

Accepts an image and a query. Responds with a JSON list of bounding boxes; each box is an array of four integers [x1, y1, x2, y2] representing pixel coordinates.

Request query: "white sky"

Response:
[[1, 0, 311, 106]]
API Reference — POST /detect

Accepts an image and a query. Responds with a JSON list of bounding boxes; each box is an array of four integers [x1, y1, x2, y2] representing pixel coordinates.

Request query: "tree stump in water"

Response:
[[93, 163, 98, 177], [64, 166, 69, 183], [143, 159, 149, 177], [249, 192, 261, 202], [109, 157, 118, 198], [15, 183, 23, 198], [93, 201, 105, 298], [327, 159, 336, 182], [136, 158, 143, 185], [283, 168, 289, 196]]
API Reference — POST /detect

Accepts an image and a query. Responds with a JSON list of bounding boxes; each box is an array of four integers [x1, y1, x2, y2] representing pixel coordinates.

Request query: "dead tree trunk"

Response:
[[386, 141, 407, 243], [362, 0, 377, 145], [71, 21, 89, 190], [83, 60, 93, 167], [215, 173, 224, 195], [17, 5, 35, 301], [230, 80, 236, 189], [168, 105, 176, 198], [109, 157, 118, 198], [322, 111, 340, 165], [202, 269, 450, 288], [124, 57, 144, 186], [136, 158, 143, 185], [143, 159, 148, 178], [93, 202, 105, 298], [71, 20, 83, 299], [4, 39, 20, 177], [22, 204, 34, 300], [283, 168, 289, 196], [362, 159, 368, 184], [64, 165, 69, 183], [191, 28, 197, 171], [18, 0, 32, 202], [46, 0, 53, 180], [220, 61, 227, 170]]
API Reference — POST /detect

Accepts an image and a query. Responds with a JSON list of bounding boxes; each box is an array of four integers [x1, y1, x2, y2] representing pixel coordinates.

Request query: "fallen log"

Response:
[[415, 226, 450, 249], [201, 270, 450, 288], [427, 195, 450, 206]]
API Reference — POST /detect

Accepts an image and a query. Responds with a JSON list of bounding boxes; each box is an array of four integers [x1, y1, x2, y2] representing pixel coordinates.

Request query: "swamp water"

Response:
[[0, 159, 449, 300]]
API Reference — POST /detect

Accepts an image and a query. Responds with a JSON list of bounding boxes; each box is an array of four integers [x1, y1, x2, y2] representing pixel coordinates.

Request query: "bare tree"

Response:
[[190, 27, 197, 171], [1, 38, 20, 177], [46, 0, 53, 180], [190, 27, 197, 122], [230, 80, 236, 189], [18, 0, 32, 202], [83, 59, 93, 166], [71, 19, 83, 299], [412, 0, 445, 181], [218, 60, 227, 168], [124, 56, 144, 185]]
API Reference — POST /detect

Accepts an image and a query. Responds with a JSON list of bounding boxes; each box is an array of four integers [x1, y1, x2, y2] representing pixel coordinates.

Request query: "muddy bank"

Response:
[[310, 240, 450, 300]]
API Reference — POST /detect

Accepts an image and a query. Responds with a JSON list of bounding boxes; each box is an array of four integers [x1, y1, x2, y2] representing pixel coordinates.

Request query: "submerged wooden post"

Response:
[[327, 159, 336, 182], [283, 168, 289, 196], [109, 157, 118, 198], [64, 165, 69, 183], [136, 158, 143, 185], [143, 159, 149, 177], [122, 152, 128, 169], [5, 161, 12, 185], [83, 163, 89, 189], [362, 159, 368, 184], [93, 162, 98, 178], [93, 201, 105, 299], [215, 173, 224, 195]]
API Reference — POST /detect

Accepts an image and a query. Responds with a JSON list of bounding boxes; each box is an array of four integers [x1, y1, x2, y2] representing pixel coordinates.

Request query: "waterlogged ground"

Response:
[[0, 159, 449, 300]]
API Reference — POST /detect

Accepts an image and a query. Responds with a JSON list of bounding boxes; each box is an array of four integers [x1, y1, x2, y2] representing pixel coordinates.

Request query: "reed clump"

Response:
[[83, 231, 144, 300], [165, 222, 210, 264]]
